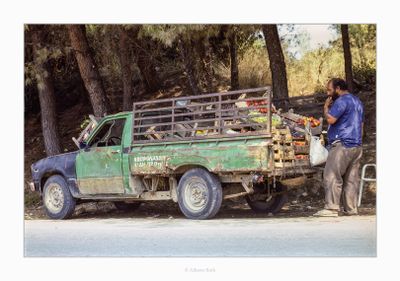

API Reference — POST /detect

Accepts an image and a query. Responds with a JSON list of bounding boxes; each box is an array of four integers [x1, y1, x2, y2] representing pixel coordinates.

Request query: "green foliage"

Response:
[[25, 45, 65, 85], [286, 42, 345, 96], [231, 25, 261, 58], [141, 24, 214, 46], [348, 25, 376, 72], [214, 37, 271, 89], [85, 25, 122, 92], [25, 24, 376, 109], [25, 24, 75, 94], [353, 64, 376, 86], [24, 186, 41, 206], [237, 39, 271, 88], [212, 24, 376, 96], [284, 24, 376, 96]]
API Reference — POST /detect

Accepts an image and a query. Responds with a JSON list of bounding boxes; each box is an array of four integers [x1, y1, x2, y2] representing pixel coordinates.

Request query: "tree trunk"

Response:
[[262, 24, 289, 109], [135, 36, 160, 93], [117, 27, 134, 111], [197, 37, 214, 93], [204, 43, 214, 93], [341, 24, 354, 92], [31, 26, 62, 156], [179, 38, 201, 96], [67, 25, 109, 117], [136, 56, 159, 93], [229, 30, 239, 90]]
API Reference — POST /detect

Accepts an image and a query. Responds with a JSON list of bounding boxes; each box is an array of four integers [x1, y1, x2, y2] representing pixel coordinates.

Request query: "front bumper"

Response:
[[28, 182, 36, 192], [28, 180, 40, 192]]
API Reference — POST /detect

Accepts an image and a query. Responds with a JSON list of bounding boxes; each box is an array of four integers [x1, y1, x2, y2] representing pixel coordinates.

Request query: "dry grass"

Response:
[[214, 46, 272, 90]]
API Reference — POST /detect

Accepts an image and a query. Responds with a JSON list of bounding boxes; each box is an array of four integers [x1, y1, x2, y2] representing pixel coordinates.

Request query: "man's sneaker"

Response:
[[313, 209, 339, 217]]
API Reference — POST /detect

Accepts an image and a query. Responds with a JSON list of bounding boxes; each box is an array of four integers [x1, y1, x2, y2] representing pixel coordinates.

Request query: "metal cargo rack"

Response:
[[132, 87, 273, 144]]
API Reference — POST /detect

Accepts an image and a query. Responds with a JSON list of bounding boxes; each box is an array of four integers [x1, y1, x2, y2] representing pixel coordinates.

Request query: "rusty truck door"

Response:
[[76, 118, 126, 195]]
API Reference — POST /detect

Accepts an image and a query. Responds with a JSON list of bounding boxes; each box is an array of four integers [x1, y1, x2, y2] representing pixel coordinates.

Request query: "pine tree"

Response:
[[67, 25, 110, 116], [262, 24, 289, 109], [30, 25, 62, 156], [341, 24, 354, 92]]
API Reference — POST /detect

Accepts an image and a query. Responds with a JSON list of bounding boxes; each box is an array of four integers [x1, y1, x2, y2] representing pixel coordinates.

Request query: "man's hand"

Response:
[[324, 96, 333, 110], [324, 96, 337, 125], [324, 97, 332, 117]]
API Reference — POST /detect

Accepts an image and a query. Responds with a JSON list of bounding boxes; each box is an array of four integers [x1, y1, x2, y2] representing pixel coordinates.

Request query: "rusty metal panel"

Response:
[[77, 177, 125, 194], [76, 146, 125, 194], [129, 135, 272, 174]]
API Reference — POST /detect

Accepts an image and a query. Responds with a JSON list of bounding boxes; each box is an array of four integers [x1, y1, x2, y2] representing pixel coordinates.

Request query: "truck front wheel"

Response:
[[177, 168, 222, 220], [245, 182, 288, 214], [42, 175, 76, 219]]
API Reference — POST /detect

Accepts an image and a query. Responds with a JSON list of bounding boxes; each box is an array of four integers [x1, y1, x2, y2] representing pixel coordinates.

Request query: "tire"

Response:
[[114, 201, 142, 211], [245, 182, 288, 214], [177, 168, 222, 220], [42, 175, 76, 219]]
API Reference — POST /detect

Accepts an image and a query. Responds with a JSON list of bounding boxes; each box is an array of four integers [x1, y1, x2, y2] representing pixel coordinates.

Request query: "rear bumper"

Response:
[[273, 166, 316, 177]]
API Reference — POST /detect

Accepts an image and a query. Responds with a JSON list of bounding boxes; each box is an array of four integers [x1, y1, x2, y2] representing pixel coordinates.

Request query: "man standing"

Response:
[[314, 78, 364, 217]]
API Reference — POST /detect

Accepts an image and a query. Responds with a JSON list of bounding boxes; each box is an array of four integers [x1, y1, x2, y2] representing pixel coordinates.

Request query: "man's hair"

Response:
[[328, 78, 348, 90]]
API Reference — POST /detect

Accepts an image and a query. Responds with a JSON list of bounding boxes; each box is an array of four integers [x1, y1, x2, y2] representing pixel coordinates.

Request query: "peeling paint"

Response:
[[129, 136, 271, 174], [31, 111, 314, 201], [77, 177, 124, 194]]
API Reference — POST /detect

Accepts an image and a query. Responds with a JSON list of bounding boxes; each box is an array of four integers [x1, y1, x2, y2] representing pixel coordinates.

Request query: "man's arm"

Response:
[[324, 110, 338, 125]]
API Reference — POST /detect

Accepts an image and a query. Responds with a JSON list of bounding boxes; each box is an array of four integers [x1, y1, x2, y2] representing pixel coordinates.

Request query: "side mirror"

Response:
[[80, 142, 89, 150]]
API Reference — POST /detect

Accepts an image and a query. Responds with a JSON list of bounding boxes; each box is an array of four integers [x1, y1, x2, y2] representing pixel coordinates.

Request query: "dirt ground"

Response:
[[24, 88, 376, 220], [24, 175, 377, 220], [24, 197, 376, 221]]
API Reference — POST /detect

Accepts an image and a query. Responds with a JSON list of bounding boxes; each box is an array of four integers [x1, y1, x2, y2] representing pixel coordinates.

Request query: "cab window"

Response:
[[88, 119, 125, 147]]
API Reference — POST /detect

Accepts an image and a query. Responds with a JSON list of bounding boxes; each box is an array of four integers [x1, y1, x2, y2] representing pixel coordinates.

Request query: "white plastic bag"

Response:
[[309, 135, 329, 166]]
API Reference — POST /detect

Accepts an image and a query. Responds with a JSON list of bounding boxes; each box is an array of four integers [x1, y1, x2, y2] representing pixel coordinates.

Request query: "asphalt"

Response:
[[24, 215, 376, 257]]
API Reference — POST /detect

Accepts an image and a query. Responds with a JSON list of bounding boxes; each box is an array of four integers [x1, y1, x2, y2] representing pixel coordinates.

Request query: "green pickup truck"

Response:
[[30, 87, 316, 220]]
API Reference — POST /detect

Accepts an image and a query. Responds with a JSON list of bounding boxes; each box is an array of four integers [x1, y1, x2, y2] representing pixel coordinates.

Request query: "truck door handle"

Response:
[[111, 150, 120, 154]]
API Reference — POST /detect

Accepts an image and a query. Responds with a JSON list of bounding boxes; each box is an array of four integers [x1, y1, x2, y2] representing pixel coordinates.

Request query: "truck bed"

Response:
[[130, 87, 314, 177]]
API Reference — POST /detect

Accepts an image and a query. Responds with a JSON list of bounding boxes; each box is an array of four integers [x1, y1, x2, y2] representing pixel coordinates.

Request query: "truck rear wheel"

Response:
[[245, 182, 288, 214], [177, 168, 222, 220], [42, 175, 76, 220]]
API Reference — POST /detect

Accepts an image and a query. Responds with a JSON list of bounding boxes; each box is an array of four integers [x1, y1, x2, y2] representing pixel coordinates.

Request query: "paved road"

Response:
[[24, 215, 376, 257]]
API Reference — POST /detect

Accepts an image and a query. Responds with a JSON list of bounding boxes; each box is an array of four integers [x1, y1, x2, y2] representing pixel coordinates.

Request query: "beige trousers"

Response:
[[323, 142, 363, 213]]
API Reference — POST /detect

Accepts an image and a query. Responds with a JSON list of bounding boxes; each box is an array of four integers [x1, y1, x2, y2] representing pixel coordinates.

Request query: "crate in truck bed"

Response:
[[272, 126, 311, 169]]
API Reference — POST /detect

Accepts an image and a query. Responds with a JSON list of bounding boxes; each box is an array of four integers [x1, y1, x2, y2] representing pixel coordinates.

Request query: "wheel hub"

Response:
[[45, 183, 64, 213], [184, 178, 208, 211]]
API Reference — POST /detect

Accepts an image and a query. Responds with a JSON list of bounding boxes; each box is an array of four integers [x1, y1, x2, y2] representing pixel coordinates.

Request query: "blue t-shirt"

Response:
[[327, 93, 364, 147]]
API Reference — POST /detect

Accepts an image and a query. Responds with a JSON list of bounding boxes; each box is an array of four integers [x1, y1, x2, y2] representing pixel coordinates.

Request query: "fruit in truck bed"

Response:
[[297, 116, 320, 128]]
